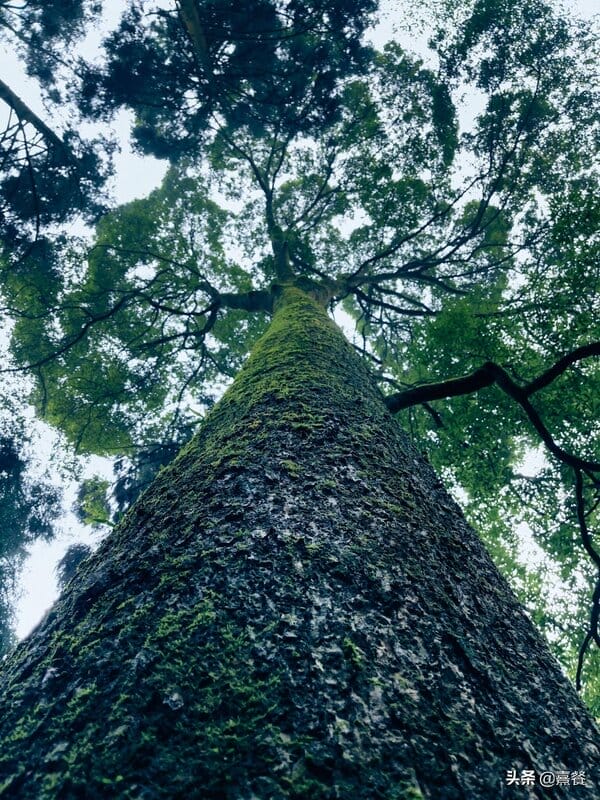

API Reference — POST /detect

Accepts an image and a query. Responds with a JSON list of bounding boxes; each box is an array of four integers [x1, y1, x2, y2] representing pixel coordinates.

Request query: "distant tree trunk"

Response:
[[0, 286, 598, 799]]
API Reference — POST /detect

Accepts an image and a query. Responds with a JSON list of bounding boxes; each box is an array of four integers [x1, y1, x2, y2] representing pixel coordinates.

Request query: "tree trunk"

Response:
[[0, 287, 598, 799]]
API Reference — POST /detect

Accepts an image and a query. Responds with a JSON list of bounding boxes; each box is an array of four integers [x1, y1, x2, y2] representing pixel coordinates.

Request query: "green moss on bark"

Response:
[[0, 287, 598, 798]]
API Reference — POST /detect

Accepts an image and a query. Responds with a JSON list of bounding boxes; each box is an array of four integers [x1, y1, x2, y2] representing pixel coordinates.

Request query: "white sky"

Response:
[[3, 0, 597, 640]]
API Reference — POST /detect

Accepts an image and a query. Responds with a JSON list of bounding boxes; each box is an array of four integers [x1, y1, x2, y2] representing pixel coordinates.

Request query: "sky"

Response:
[[1, 0, 597, 640]]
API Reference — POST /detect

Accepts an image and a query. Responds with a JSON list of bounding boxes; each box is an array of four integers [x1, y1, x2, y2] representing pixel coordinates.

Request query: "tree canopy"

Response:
[[1, 0, 600, 705]]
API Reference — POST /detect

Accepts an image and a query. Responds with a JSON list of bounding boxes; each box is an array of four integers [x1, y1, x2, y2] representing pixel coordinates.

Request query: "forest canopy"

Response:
[[0, 0, 599, 707]]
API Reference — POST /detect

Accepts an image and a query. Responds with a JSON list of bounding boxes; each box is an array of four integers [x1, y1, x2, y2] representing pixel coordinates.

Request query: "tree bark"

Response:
[[0, 287, 598, 798]]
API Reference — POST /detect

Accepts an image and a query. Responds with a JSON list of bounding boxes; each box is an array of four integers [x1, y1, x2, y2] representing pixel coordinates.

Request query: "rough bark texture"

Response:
[[0, 287, 599, 798]]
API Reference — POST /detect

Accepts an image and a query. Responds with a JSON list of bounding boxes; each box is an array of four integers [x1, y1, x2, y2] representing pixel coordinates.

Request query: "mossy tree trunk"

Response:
[[0, 287, 598, 798]]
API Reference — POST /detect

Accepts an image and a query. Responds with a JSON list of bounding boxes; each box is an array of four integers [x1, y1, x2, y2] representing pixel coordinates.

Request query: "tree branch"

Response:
[[525, 343, 600, 397], [0, 77, 73, 160], [220, 289, 273, 313], [385, 349, 600, 472], [385, 364, 497, 412], [176, 0, 212, 75], [575, 470, 600, 691]]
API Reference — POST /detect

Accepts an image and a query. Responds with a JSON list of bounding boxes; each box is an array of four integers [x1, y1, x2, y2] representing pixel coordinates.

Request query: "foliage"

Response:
[[0, 0, 102, 85], [0, 397, 62, 656], [0, 0, 107, 259], [79, 0, 378, 151], [74, 476, 111, 529], [1, 0, 600, 699]]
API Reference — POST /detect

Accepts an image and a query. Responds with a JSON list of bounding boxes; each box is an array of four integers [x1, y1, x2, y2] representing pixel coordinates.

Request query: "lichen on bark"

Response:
[[0, 286, 598, 798]]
